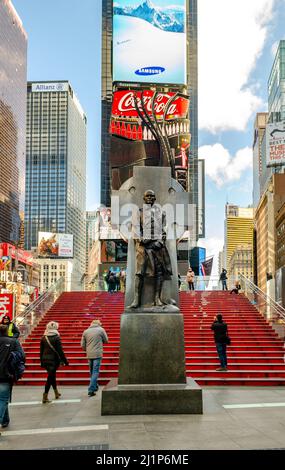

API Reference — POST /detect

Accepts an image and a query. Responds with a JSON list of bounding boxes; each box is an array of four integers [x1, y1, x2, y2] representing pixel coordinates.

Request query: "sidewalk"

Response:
[[1, 386, 285, 450]]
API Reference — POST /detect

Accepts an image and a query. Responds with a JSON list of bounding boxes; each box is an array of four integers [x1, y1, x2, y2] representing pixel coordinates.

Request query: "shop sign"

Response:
[[0, 293, 14, 320]]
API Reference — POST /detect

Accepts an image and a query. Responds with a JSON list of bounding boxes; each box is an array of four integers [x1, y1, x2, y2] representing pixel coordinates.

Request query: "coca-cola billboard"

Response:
[[111, 90, 189, 121]]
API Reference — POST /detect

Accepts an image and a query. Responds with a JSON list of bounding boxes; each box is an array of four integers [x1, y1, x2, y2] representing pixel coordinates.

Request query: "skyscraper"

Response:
[[25, 81, 87, 279], [224, 204, 254, 275], [101, 0, 203, 238], [0, 0, 27, 244], [252, 113, 268, 207]]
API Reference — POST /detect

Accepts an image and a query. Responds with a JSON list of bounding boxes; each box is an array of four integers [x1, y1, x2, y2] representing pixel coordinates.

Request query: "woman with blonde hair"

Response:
[[40, 321, 69, 403]]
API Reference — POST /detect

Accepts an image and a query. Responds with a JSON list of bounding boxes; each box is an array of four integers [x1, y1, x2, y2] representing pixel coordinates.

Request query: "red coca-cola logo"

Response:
[[112, 90, 189, 121]]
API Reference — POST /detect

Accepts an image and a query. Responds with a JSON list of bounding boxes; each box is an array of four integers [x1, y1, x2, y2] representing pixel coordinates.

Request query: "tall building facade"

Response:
[[255, 173, 285, 298], [0, 0, 27, 245], [252, 113, 268, 207], [224, 205, 254, 273], [101, 0, 203, 238], [268, 40, 285, 122], [25, 81, 87, 280], [254, 41, 285, 206]]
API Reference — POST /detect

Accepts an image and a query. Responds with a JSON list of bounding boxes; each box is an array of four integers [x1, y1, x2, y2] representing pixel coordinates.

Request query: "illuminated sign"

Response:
[[38, 233, 74, 258], [0, 293, 14, 321], [32, 82, 69, 93], [113, 0, 187, 84]]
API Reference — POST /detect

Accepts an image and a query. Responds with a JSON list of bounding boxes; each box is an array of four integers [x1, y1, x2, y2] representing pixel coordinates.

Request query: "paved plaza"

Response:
[[1, 386, 285, 450]]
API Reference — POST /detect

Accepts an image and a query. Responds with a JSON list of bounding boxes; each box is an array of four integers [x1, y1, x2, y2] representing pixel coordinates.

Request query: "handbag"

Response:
[[45, 336, 65, 365], [225, 336, 231, 346]]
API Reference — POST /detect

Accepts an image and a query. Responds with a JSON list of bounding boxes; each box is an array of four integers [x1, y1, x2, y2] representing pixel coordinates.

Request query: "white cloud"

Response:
[[198, 0, 275, 133], [199, 143, 252, 187]]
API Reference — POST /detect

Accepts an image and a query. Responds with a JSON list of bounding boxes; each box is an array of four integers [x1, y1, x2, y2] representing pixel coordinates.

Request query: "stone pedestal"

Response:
[[101, 167, 202, 415], [101, 312, 203, 415], [101, 378, 202, 415]]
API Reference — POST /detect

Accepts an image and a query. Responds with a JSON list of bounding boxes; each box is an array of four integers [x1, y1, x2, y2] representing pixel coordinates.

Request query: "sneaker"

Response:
[[216, 367, 226, 371], [88, 392, 96, 397], [2, 422, 9, 428]]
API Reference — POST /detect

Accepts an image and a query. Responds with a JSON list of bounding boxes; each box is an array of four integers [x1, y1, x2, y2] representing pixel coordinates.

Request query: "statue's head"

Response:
[[143, 190, 156, 206]]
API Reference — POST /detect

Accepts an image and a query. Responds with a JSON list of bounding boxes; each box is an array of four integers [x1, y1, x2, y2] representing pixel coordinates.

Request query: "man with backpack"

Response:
[[0, 324, 25, 432]]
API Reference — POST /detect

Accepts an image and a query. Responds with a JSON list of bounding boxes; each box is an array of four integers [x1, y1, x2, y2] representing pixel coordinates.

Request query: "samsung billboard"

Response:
[[113, 0, 187, 85]]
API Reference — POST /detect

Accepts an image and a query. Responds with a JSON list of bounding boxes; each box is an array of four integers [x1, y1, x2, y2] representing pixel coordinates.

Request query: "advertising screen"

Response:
[[113, 0, 187, 84], [38, 233, 73, 258], [97, 208, 121, 240], [0, 293, 14, 321], [266, 121, 285, 167]]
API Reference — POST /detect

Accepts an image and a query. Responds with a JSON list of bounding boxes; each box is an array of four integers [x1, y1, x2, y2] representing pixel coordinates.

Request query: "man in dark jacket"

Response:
[[211, 314, 229, 371], [0, 324, 25, 432], [81, 319, 108, 397], [1, 315, 20, 338], [219, 269, 228, 291]]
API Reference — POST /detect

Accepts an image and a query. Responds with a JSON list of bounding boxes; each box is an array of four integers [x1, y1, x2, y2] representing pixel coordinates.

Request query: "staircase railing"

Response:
[[180, 275, 236, 291], [86, 275, 238, 292], [14, 277, 65, 343], [239, 273, 285, 339]]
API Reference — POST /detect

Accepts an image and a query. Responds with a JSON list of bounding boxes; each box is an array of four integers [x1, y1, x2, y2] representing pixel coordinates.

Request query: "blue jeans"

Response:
[[222, 280, 228, 290], [216, 342, 227, 368], [88, 358, 102, 393], [0, 382, 11, 426]]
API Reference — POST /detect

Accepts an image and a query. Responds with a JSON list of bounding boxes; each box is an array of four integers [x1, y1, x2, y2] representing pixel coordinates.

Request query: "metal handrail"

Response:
[[239, 273, 285, 322], [15, 277, 65, 343]]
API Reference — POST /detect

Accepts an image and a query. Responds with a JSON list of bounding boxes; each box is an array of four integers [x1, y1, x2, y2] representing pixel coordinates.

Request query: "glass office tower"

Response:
[[25, 81, 87, 278], [0, 0, 27, 244]]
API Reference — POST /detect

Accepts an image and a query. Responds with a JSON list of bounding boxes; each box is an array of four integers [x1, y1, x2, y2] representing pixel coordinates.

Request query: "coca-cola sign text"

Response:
[[111, 90, 189, 121]]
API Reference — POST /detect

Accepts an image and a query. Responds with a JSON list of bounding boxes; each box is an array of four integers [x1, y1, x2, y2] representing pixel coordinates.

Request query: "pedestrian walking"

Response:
[[81, 319, 108, 397], [1, 315, 20, 338], [40, 321, 69, 403], [186, 267, 195, 290], [0, 324, 25, 432], [211, 314, 229, 371], [219, 268, 228, 290]]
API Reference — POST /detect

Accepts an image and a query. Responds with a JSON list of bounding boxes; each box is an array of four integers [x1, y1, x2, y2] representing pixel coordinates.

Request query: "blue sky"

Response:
[[13, 0, 285, 273]]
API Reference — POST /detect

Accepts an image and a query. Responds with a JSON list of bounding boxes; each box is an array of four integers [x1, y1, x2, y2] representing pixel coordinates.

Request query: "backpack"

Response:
[[7, 350, 25, 381]]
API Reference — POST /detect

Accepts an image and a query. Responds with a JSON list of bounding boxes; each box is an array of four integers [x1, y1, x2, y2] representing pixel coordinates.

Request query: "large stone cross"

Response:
[[111, 166, 195, 310]]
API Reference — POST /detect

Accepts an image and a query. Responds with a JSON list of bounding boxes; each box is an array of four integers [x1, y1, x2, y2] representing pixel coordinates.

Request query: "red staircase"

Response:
[[20, 290, 285, 386]]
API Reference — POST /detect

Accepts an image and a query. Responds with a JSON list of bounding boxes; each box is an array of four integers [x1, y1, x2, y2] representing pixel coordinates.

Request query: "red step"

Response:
[[18, 291, 285, 387]]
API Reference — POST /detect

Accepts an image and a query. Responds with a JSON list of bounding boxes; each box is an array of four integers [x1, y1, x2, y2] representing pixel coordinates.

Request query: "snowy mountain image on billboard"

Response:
[[113, 0, 187, 85]]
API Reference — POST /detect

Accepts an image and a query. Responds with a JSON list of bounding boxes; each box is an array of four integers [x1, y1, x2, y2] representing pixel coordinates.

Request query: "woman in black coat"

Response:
[[40, 321, 69, 403]]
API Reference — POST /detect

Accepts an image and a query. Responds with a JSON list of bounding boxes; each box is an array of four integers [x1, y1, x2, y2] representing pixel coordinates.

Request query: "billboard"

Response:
[[0, 293, 14, 321], [38, 233, 73, 258], [266, 121, 285, 167], [110, 90, 189, 141], [113, 0, 187, 84], [97, 208, 121, 240]]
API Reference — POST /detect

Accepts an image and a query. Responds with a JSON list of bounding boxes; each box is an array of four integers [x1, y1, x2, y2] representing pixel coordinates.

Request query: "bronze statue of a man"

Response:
[[128, 190, 172, 308]]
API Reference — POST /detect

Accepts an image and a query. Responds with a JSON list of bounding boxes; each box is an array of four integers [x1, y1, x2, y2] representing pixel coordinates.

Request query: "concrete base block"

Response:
[[101, 378, 203, 415]]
